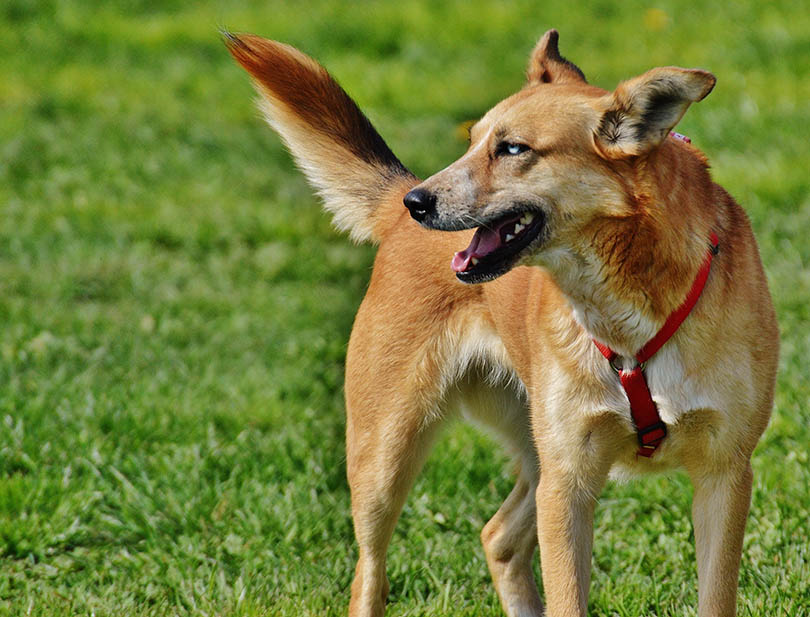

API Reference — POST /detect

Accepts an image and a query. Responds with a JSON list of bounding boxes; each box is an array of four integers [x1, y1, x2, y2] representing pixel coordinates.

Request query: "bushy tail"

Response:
[[225, 32, 416, 243]]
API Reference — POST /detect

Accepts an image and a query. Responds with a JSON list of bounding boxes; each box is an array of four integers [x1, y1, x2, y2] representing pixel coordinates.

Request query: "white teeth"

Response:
[[513, 223, 524, 234], [520, 213, 534, 225], [505, 233, 515, 242], [471, 257, 479, 265]]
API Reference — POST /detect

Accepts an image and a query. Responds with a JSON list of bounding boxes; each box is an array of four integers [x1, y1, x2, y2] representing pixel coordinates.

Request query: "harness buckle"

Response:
[[636, 421, 667, 449]]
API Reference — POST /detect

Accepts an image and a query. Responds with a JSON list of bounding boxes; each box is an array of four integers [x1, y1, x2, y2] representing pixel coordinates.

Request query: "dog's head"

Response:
[[404, 30, 715, 284]]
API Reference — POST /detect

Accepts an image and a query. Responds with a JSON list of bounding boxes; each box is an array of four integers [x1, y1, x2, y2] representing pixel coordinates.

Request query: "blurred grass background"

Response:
[[1, 0, 808, 615]]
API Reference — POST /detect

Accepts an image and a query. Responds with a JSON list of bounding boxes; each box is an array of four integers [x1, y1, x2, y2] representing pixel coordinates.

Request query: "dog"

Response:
[[226, 29, 778, 617]]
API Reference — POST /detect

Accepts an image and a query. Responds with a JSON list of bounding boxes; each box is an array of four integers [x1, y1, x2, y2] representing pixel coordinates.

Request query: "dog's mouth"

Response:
[[452, 209, 546, 284]]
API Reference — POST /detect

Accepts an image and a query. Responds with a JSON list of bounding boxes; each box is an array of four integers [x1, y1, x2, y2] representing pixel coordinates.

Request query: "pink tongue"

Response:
[[452, 226, 503, 272]]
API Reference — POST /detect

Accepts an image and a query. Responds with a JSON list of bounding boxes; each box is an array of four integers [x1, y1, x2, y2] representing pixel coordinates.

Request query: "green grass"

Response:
[[1, 0, 809, 615]]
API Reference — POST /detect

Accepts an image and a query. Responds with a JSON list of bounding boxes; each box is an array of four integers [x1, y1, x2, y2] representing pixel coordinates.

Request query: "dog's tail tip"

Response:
[[221, 31, 277, 74], [219, 27, 236, 43], [226, 32, 415, 244], [219, 27, 246, 51]]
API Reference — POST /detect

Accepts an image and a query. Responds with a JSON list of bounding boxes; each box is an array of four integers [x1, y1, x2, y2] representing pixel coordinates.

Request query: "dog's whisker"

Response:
[[462, 212, 496, 232]]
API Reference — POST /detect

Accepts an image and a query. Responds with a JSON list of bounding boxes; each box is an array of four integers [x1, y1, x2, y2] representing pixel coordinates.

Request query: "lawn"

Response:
[[1, 0, 809, 615]]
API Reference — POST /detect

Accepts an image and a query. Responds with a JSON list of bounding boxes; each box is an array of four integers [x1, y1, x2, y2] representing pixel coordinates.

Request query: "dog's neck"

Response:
[[545, 237, 709, 358], [540, 246, 657, 357], [543, 155, 716, 358]]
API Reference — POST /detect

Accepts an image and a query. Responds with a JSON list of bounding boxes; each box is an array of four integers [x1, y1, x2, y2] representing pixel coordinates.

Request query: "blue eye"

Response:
[[497, 141, 530, 156]]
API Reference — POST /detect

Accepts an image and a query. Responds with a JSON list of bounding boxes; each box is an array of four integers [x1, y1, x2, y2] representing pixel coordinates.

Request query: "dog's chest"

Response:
[[534, 342, 736, 461], [603, 349, 739, 433], [640, 346, 720, 424]]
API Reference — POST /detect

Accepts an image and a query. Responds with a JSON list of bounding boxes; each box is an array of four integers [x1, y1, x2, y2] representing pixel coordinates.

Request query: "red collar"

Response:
[[593, 232, 720, 457]]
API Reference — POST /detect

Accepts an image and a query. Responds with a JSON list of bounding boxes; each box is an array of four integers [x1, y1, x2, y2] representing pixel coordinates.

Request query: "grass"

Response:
[[1, 0, 809, 615]]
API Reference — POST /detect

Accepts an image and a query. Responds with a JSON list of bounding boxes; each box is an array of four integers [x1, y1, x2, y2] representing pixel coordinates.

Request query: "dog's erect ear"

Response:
[[527, 29, 587, 85], [594, 67, 716, 158]]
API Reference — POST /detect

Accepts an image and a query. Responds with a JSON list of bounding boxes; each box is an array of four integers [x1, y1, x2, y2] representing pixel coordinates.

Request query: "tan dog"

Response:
[[227, 29, 778, 617]]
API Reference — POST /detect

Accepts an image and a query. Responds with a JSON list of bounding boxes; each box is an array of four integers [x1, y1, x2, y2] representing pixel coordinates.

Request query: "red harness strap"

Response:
[[593, 232, 720, 457]]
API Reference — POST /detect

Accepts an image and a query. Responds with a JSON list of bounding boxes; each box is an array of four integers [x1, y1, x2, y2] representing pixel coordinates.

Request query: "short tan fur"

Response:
[[227, 28, 778, 617]]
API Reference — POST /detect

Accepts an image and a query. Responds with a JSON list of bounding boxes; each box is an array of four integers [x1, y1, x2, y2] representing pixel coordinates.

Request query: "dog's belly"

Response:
[[450, 371, 536, 466]]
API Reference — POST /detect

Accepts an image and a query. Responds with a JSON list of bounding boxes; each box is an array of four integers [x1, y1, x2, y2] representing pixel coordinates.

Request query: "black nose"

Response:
[[403, 187, 436, 222]]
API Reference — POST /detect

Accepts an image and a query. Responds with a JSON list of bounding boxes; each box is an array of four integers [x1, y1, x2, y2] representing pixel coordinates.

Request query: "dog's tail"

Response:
[[225, 32, 417, 243]]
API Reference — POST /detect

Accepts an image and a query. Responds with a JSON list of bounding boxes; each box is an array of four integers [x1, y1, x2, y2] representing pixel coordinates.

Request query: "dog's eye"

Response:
[[496, 141, 530, 157]]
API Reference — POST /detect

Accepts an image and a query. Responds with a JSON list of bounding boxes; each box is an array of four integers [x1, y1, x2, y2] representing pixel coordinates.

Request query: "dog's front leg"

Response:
[[535, 436, 612, 617], [689, 461, 754, 617]]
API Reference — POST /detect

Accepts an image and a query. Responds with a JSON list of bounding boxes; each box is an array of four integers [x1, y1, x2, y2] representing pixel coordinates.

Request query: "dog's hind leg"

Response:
[[459, 379, 544, 617], [344, 293, 452, 617], [346, 408, 441, 617], [481, 464, 544, 617], [343, 231, 498, 615]]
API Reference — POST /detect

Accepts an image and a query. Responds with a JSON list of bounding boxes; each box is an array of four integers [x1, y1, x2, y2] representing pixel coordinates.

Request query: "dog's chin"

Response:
[[452, 208, 547, 284]]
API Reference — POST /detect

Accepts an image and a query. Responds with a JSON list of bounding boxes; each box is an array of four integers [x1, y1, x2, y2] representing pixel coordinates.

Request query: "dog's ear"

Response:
[[527, 29, 587, 85], [594, 67, 716, 158]]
